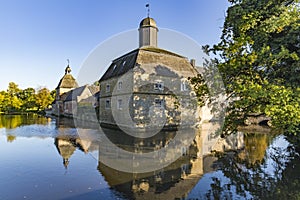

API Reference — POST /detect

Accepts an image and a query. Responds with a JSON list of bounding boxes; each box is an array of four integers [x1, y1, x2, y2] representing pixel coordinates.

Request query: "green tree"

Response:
[[5, 82, 23, 112], [7, 82, 21, 96], [50, 89, 56, 100], [199, 0, 300, 134], [35, 88, 54, 111], [0, 91, 6, 112], [19, 88, 36, 111]]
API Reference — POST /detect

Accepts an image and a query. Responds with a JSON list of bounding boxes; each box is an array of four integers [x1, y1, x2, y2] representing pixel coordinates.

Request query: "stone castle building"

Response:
[[98, 17, 200, 130], [52, 65, 99, 119], [52, 65, 79, 116]]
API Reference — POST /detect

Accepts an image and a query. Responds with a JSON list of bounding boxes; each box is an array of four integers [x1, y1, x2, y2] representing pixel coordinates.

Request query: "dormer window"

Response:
[[154, 81, 164, 91], [122, 60, 126, 66], [106, 84, 110, 92], [113, 64, 117, 71]]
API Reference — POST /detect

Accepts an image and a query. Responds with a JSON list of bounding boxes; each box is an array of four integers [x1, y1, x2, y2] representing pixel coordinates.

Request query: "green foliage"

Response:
[[50, 90, 56, 100], [35, 88, 54, 111], [0, 91, 6, 112], [0, 82, 54, 113], [189, 74, 209, 107], [19, 88, 36, 111], [200, 0, 300, 135], [93, 80, 100, 86], [5, 82, 22, 112]]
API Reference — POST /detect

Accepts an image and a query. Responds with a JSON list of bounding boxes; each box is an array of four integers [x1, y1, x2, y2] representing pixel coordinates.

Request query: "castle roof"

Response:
[[99, 46, 197, 82], [64, 85, 86, 102], [56, 65, 79, 89], [54, 138, 76, 168], [64, 85, 99, 102], [56, 74, 79, 89]]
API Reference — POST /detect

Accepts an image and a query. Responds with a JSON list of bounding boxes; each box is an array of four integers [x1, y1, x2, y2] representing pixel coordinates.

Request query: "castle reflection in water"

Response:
[[51, 116, 244, 199]]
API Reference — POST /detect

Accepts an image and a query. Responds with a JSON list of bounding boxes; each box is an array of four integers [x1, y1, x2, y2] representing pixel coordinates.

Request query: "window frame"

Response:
[[106, 84, 110, 93], [154, 81, 164, 91], [105, 99, 111, 109], [181, 80, 189, 91], [117, 99, 123, 110], [154, 98, 164, 108], [118, 81, 123, 90]]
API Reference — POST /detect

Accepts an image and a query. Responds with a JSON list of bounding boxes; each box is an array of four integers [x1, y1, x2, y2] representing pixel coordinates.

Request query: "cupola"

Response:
[[138, 17, 158, 47]]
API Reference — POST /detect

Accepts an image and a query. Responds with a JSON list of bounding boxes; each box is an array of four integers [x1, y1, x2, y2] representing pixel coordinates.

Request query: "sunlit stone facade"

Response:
[[98, 17, 200, 130]]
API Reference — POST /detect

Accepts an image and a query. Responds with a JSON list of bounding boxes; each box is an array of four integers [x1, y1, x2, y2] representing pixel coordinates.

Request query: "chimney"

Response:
[[190, 59, 196, 67]]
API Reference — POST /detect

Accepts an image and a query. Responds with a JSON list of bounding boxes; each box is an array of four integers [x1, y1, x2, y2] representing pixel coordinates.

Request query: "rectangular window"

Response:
[[105, 99, 110, 109], [181, 81, 188, 91], [154, 98, 163, 107], [106, 84, 110, 92], [154, 81, 164, 91], [117, 99, 123, 110], [118, 81, 122, 90]]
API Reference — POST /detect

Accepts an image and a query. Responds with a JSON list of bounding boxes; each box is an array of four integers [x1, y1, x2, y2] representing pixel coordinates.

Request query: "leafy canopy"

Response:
[[0, 82, 54, 113], [200, 0, 300, 134]]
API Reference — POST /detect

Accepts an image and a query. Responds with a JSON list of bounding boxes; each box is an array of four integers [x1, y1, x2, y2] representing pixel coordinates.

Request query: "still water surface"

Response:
[[0, 115, 299, 200]]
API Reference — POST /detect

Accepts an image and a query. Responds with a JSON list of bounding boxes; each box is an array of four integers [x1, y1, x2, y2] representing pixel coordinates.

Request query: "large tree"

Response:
[[19, 87, 36, 111], [35, 88, 54, 111], [0, 83, 54, 113], [201, 0, 300, 134], [5, 82, 23, 112]]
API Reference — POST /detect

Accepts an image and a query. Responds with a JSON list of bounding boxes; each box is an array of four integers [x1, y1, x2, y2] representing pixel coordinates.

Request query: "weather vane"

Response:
[[65, 59, 71, 74], [146, 4, 150, 17]]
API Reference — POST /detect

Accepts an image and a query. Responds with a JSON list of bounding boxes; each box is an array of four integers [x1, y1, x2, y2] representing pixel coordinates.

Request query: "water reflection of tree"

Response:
[[0, 114, 49, 129], [238, 133, 272, 168], [204, 135, 300, 199], [6, 134, 16, 142]]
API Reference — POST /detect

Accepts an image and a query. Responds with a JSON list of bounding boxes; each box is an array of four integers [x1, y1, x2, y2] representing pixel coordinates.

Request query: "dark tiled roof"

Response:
[[100, 49, 139, 81], [64, 85, 86, 102], [99, 47, 186, 81], [56, 74, 79, 89], [60, 92, 70, 101]]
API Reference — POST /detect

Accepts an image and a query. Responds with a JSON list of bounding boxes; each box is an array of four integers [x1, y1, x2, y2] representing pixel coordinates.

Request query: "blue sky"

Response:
[[0, 0, 230, 91]]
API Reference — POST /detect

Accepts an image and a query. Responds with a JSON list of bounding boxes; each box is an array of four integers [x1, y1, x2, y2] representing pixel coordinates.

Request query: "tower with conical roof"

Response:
[[55, 64, 79, 99], [52, 62, 79, 116], [55, 138, 76, 169]]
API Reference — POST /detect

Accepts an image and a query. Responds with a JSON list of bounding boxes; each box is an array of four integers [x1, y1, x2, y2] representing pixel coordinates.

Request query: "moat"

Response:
[[0, 114, 299, 199]]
